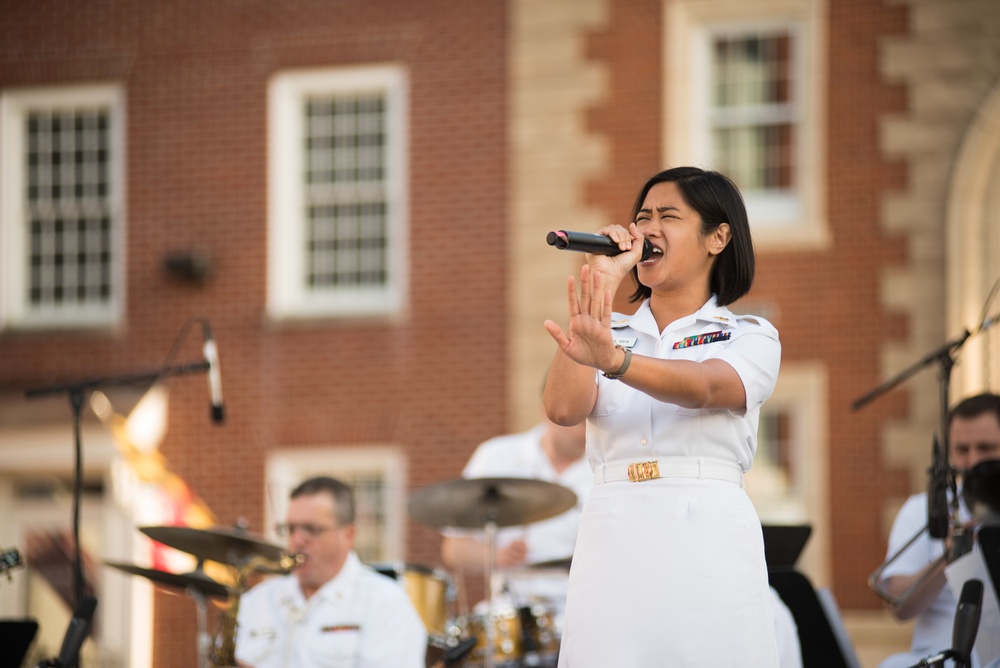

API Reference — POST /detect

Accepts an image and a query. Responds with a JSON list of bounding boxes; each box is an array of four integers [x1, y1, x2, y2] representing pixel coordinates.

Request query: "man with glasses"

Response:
[[234, 476, 426, 667]]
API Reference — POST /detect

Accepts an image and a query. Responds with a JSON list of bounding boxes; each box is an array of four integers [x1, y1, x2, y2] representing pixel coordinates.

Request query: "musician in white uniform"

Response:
[[440, 418, 591, 606], [543, 167, 781, 666], [235, 476, 426, 668], [876, 393, 1000, 668]]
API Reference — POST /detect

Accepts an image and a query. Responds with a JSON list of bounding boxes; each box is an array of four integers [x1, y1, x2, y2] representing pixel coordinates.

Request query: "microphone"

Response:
[[927, 435, 950, 540], [202, 322, 225, 424], [951, 578, 983, 667], [55, 595, 97, 668], [547, 230, 654, 262]]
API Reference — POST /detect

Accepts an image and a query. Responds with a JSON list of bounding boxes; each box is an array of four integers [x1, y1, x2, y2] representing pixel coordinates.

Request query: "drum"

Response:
[[460, 603, 523, 667], [458, 601, 561, 667], [519, 600, 560, 666], [372, 562, 453, 637]]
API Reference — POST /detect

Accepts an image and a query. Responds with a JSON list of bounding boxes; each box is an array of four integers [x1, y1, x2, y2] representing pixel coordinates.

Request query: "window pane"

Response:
[[711, 32, 795, 193], [25, 108, 114, 309], [303, 93, 390, 291]]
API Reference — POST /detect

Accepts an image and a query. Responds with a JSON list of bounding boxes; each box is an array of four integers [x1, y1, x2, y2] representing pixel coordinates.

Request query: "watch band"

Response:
[[602, 345, 632, 380]]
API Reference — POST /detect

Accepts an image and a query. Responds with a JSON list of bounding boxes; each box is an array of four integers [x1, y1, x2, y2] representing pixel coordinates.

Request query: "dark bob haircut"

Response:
[[628, 166, 755, 307]]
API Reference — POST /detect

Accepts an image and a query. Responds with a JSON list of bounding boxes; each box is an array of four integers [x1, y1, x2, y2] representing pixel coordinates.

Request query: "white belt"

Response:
[[593, 456, 744, 487]]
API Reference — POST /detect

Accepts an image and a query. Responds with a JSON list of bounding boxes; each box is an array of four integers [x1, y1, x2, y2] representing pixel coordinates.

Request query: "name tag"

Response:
[[612, 336, 638, 349]]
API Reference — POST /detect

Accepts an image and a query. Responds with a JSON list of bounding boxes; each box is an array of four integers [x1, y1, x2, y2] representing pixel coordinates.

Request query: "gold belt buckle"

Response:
[[627, 460, 660, 482]]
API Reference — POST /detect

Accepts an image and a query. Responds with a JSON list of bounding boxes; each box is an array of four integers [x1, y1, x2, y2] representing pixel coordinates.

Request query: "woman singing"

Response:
[[544, 166, 781, 666]]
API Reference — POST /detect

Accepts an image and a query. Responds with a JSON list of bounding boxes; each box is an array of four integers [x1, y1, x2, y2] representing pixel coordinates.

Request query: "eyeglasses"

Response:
[[274, 522, 339, 538]]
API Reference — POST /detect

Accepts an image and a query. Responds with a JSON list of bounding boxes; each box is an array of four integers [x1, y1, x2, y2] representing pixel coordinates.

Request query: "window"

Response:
[[711, 31, 794, 195], [0, 84, 124, 329], [745, 362, 830, 585], [665, 0, 828, 249], [266, 447, 408, 563], [268, 66, 408, 320]]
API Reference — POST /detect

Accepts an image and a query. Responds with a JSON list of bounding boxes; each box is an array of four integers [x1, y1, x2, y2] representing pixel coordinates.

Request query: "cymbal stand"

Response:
[[188, 586, 211, 668], [482, 485, 500, 668]]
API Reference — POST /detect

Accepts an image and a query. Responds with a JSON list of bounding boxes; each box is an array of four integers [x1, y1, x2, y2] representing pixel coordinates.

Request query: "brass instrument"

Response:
[[210, 552, 305, 668], [868, 523, 944, 608]]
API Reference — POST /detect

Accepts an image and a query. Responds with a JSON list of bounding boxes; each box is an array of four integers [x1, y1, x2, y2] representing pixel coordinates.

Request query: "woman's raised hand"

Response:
[[544, 264, 619, 372]]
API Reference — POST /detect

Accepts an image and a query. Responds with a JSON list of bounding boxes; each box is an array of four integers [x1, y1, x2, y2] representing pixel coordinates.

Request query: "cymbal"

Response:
[[523, 556, 572, 570], [140, 525, 285, 566], [408, 477, 577, 529], [105, 561, 229, 599]]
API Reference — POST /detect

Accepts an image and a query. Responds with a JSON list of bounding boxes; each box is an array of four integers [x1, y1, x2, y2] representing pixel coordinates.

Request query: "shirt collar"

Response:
[[311, 550, 362, 607], [617, 295, 735, 337]]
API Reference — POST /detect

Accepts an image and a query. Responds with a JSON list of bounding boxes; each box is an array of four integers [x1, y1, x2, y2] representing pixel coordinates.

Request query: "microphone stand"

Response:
[[853, 310, 1000, 547], [24, 361, 210, 610]]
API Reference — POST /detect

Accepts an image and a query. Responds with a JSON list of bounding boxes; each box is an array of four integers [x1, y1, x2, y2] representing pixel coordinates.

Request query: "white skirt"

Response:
[[557, 476, 779, 668]]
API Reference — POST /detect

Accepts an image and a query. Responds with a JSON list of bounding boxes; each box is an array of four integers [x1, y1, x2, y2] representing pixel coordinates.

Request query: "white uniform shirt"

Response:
[[879, 491, 979, 666], [456, 424, 593, 602], [592, 296, 780, 471], [235, 551, 427, 668]]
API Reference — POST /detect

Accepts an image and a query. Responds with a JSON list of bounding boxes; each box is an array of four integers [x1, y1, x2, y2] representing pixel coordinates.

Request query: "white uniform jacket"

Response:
[[235, 551, 427, 668]]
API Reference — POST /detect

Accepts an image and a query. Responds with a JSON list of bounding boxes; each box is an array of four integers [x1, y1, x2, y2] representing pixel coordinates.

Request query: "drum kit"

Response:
[[104, 476, 577, 668]]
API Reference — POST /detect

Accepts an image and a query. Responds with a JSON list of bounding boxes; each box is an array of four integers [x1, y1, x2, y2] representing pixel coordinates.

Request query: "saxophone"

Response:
[[210, 552, 305, 667]]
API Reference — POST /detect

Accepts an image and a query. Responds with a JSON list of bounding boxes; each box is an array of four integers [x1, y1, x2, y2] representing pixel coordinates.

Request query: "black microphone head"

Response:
[[951, 578, 984, 662], [927, 436, 950, 539], [546, 230, 568, 249], [211, 404, 225, 423]]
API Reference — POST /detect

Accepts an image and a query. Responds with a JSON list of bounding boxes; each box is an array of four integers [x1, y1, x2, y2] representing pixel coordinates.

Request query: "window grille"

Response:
[[710, 32, 795, 194], [26, 108, 114, 309], [267, 66, 407, 320]]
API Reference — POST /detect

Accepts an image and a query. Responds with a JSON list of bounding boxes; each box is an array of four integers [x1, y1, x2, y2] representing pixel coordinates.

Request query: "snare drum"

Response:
[[460, 603, 523, 667], [372, 562, 453, 637], [519, 600, 560, 666]]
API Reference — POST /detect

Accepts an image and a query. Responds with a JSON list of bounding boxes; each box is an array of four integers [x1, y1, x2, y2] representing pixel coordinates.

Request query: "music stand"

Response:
[[762, 524, 812, 569], [979, 527, 1000, 603], [0, 619, 39, 668]]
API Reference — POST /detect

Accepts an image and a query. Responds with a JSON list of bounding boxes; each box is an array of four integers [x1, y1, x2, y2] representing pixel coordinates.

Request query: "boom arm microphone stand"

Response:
[[851, 325, 968, 534], [24, 359, 210, 611]]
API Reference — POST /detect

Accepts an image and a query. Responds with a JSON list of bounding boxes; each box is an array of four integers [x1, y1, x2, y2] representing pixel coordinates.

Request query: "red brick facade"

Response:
[[5, 0, 987, 664]]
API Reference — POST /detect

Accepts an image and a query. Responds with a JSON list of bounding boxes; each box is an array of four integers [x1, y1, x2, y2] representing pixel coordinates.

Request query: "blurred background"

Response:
[[1, 0, 999, 666]]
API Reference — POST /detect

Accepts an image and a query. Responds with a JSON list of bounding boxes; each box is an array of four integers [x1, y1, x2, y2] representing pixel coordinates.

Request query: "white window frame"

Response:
[[664, 0, 829, 250], [0, 84, 126, 330], [265, 446, 408, 563], [267, 65, 409, 321], [746, 362, 831, 587]]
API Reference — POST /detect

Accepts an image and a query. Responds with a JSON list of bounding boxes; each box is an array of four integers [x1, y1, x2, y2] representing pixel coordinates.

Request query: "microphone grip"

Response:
[[546, 230, 654, 262]]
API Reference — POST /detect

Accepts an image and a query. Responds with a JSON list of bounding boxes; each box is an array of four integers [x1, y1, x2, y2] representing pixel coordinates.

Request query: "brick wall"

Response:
[[0, 1, 507, 665]]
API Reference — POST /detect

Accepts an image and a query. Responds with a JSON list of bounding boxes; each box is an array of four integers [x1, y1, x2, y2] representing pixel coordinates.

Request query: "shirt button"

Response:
[[640, 437, 648, 446]]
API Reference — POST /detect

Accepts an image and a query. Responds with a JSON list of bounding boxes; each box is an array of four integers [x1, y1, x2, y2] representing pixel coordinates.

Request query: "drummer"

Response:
[[234, 476, 426, 668], [440, 415, 591, 609]]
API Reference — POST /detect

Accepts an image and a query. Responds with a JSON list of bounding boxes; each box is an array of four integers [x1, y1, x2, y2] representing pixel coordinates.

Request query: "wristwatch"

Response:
[[602, 345, 632, 380]]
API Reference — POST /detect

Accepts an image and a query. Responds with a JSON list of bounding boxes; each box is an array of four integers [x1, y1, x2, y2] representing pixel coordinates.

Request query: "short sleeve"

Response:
[[880, 493, 942, 580], [716, 317, 781, 410]]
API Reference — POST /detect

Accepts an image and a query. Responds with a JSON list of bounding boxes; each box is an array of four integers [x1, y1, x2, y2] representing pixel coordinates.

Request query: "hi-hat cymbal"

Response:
[[140, 525, 285, 566], [524, 556, 573, 570], [105, 561, 229, 599], [408, 477, 577, 529]]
